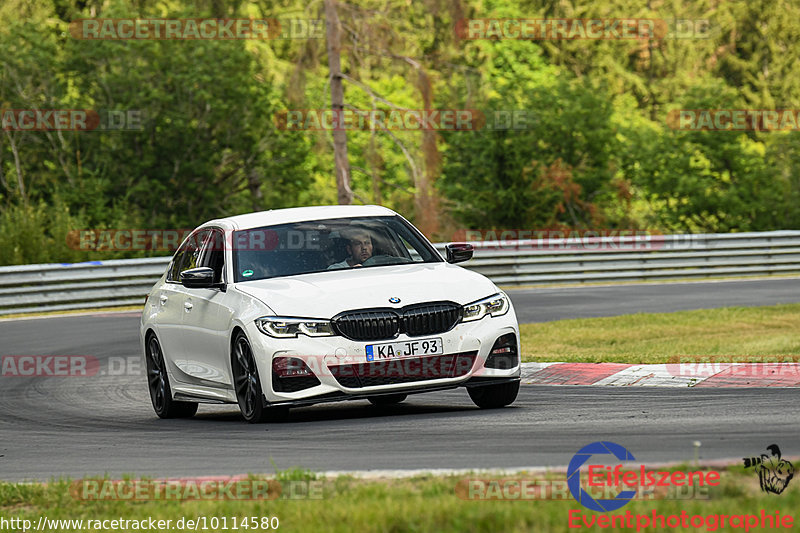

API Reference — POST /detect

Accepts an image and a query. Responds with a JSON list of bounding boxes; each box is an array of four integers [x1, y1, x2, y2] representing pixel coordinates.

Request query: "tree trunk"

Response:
[[324, 0, 353, 205], [368, 131, 382, 204], [415, 68, 440, 237], [4, 130, 27, 205]]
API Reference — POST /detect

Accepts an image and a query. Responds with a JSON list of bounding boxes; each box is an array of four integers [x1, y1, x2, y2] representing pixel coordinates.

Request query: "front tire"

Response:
[[468, 381, 519, 409], [145, 334, 198, 419], [231, 332, 288, 423]]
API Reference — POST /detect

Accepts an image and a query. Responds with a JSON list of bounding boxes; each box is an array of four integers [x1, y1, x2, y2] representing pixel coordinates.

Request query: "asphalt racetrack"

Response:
[[510, 277, 800, 323], [1, 278, 799, 481]]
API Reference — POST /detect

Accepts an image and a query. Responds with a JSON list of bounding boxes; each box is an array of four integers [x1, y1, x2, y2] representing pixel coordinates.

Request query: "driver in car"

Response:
[[328, 229, 374, 269]]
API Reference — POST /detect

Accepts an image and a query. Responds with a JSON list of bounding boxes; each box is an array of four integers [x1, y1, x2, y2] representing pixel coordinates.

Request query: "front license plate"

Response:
[[366, 338, 443, 361]]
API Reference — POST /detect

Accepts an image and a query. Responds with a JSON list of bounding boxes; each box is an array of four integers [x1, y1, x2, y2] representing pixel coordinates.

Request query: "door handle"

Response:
[[184, 301, 193, 312], [159, 295, 168, 305]]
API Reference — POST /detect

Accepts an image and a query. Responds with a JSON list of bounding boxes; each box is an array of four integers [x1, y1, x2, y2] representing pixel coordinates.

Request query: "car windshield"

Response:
[[231, 215, 443, 282]]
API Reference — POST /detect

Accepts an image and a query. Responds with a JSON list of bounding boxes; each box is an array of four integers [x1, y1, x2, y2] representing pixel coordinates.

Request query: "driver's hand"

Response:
[[353, 264, 363, 267]]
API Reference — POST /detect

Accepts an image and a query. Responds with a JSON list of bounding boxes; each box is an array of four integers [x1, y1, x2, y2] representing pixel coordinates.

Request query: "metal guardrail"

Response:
[[0, 257, 170, 315], [0, 231, 798, 315]]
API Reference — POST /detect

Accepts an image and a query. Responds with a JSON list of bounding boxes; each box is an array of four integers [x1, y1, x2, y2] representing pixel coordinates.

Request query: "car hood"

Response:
[[234, 262, 498, 318]]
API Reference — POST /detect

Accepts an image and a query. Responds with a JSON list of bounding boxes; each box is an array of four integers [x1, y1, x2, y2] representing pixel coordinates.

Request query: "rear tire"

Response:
[[468, 381, 519, 409], [231, 331, 289, 423], [368, 394, 407, 406], [145, 334, 198, 419]]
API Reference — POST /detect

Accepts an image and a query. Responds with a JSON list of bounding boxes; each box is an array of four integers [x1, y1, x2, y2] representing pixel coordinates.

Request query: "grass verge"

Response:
[[0, 467, 797, 532], [520, 303, 800, 363], [0, 306, 142, 320]]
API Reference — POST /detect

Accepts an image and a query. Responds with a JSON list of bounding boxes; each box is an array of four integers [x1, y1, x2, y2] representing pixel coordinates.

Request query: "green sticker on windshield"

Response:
[[242, 269, 254, 277]]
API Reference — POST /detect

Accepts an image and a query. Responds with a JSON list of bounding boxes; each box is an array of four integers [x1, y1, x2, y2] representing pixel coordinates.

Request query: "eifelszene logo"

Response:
[[743, 445, 795, 495], [567, 441, 720, 512]]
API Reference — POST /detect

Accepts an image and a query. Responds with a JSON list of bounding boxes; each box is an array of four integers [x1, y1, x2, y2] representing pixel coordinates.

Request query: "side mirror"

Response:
[[180, 267, 216, 289], [445, 243, 474, 264]]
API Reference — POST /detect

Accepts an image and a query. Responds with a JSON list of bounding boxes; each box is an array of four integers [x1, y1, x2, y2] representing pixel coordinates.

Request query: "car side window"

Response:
[[199, 228, 225, 284], [167, 249, 186, 282], [168, 229, 208, 282]]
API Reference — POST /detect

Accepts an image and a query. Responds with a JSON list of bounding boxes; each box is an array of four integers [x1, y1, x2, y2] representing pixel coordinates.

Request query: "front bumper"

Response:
[[242, 311, 521, 406]]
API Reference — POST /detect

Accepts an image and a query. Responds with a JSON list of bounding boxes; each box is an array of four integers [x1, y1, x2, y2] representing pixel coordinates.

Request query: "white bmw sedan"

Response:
[[141, 205, 520, 422]]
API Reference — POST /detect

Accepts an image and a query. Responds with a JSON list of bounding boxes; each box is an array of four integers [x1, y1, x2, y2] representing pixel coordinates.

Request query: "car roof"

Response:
[[205, 205, 398, 230]]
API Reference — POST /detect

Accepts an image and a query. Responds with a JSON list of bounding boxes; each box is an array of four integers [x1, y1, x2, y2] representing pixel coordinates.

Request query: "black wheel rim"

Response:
[[147, 337, 167, 413], [233, 337, 259, 419]]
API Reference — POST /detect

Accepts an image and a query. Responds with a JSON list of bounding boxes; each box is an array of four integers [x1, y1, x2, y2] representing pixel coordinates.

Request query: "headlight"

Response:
[[255, 316, 335, 338], [461, 293, 510, 322]]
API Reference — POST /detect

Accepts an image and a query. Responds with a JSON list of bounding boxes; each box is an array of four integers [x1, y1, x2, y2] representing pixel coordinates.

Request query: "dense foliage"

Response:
[[1, 0, 799, 264]]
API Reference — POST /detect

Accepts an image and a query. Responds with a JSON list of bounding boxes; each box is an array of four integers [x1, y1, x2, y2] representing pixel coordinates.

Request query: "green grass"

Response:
[[1, 467, 798, 532], [520, 303, 800, 363]]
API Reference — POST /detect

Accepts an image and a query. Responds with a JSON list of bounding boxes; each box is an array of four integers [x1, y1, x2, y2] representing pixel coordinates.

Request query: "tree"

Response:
[[324, 0, 353, 205]]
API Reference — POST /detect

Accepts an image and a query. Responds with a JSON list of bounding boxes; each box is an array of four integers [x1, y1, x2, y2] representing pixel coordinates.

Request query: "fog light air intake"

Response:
[[484, 333, 519, 369], [272, 357, 321, 392]]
